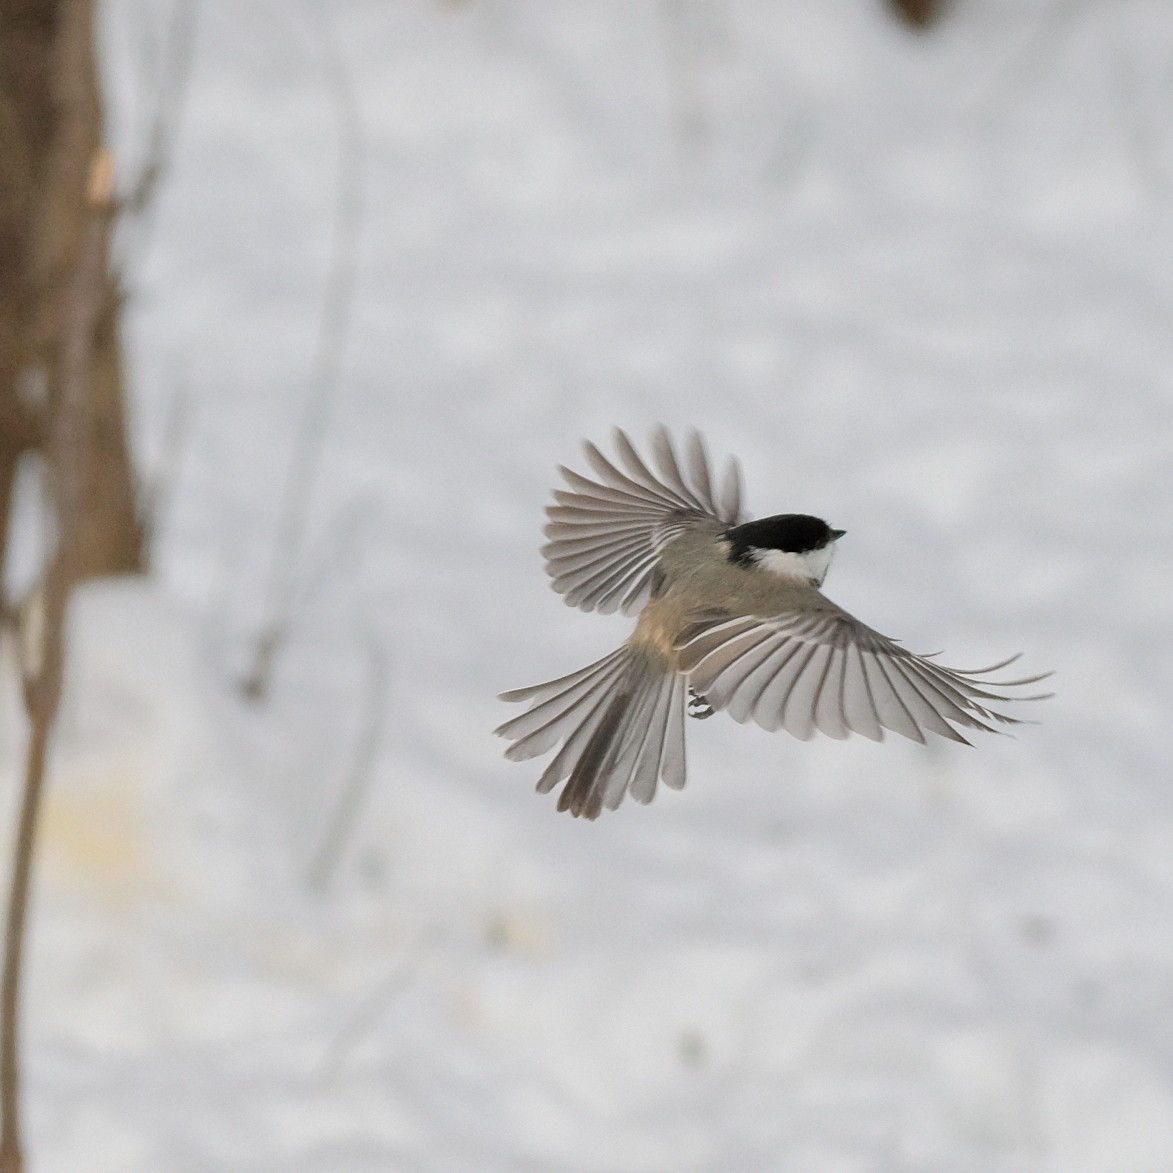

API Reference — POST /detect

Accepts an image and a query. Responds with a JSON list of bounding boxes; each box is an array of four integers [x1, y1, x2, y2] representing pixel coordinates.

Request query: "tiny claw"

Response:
[[687, 688, 715, 720]]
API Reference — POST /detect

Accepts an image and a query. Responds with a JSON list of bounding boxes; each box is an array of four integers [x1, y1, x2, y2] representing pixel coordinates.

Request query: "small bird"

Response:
[[496, 427, 1050, 819]]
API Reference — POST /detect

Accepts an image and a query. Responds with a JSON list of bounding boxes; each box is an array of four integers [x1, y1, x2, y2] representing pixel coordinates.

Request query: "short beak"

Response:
[[831, 528, 846, 540]]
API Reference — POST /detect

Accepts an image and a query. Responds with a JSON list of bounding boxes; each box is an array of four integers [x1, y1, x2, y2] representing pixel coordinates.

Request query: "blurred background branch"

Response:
[[239, 7, 364, 704], [888, 0, 947, 30]]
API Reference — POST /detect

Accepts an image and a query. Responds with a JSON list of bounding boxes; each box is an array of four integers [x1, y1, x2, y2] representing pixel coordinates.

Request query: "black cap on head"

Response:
[[725, 514, 844, 566]]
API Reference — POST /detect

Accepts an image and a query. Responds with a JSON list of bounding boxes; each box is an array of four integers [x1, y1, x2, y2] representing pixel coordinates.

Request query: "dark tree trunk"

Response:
[[0, 0, 143, 613]]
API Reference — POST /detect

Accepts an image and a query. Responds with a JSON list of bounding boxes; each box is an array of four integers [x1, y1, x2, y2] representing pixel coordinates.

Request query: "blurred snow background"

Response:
[[1, 0, 1172, 1168]]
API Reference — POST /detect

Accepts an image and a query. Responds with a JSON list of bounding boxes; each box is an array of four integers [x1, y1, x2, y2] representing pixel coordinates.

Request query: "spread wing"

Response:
[[543, 426, 744, 615], [676, 604, 1052, 745]]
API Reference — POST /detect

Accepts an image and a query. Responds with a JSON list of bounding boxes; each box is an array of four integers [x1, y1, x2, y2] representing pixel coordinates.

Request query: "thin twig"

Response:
[[288, 491, 380, 616], [0, 150, 114, 1173], [115, 0, 203, 276], [241, 7, 365, 702], [139, 374, 189, 571], [314, 936, 424, 1082], [306, 631, 389, 893]]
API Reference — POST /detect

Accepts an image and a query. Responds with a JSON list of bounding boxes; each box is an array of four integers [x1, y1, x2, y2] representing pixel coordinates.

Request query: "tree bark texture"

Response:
[[0, 0, 143, 607]]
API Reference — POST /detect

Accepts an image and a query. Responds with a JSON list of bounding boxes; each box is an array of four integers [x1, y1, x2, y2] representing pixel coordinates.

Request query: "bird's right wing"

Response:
[[543, 426, 744, 615], [676, 604, 1052, 745]]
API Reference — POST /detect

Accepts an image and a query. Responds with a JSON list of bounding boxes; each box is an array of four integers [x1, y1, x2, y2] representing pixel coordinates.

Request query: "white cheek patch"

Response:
[[804, 543, 835, 585], [751, 547, 815, 581], [752, 543, 836, 585]]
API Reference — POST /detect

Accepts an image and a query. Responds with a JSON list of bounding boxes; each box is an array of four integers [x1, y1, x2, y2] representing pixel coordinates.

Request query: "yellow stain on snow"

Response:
[[36, 763, 170, 911]]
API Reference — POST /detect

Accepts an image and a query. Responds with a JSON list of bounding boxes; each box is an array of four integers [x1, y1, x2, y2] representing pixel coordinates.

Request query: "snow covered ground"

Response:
[[2, 0, 1172, 1168]]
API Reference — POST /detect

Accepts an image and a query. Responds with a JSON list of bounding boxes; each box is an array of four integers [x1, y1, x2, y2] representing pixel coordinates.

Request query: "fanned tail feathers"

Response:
[[495, 647, 687, 819]]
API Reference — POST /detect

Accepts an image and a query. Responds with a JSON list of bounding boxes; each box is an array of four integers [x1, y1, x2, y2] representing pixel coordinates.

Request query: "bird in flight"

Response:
[[496, 427, 1051, 819]]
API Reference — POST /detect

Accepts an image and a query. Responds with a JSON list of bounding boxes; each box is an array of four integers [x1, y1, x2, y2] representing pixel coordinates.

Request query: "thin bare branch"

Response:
[[116, 0, 203, 275], [241, 6, 365, 702], [306, 631, 389, 893], [314, 936, 423, 1082], [139, 375, 190, 571], [0, 148, 114, 1173]]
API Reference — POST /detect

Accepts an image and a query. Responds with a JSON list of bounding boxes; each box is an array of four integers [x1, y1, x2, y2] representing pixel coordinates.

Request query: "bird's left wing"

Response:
[[676, 604, 1051, 745], [543, 426, 743, 615]]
